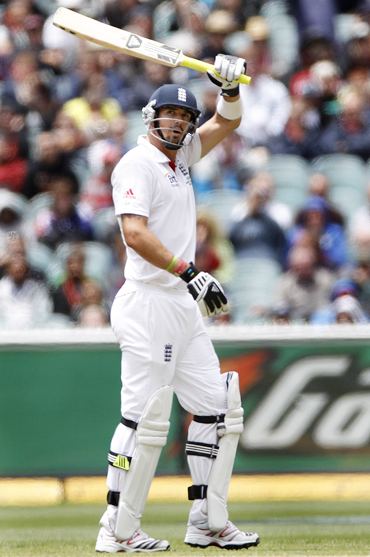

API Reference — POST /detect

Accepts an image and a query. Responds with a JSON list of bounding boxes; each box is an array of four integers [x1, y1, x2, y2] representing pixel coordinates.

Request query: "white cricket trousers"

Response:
[[110, 279, 226, 418], [107, 280, 228, 527]]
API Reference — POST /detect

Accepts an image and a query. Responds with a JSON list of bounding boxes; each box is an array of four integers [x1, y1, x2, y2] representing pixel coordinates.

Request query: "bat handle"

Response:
[[180, 56, 251, 85]]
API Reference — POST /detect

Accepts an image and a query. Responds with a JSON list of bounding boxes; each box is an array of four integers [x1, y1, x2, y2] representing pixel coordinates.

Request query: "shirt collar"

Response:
[[138, 135, 174, 164]]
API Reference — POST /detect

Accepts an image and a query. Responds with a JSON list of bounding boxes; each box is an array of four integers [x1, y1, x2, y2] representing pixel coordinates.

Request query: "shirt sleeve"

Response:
[[111, 157, 154, 217]]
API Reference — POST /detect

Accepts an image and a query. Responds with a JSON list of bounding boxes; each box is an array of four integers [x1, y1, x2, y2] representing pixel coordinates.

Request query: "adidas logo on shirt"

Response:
[[124, 188, 135, 199]]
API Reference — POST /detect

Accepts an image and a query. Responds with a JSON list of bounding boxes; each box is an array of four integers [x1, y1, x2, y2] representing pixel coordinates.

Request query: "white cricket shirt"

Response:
[[112, 133, 202, 288]]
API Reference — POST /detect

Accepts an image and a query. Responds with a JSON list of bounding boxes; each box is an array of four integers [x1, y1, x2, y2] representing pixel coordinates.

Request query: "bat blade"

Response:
[[53, 7, 184, 67], [52, 8, 251, 84]]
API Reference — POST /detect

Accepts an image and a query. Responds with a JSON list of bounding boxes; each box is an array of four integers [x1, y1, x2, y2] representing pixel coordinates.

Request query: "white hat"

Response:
[[0, 190, 27, 216]]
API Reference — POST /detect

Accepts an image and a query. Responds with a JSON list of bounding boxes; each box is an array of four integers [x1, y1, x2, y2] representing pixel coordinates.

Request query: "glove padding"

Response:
[[207, 54, 247, 96], [187, 271, 229, 318]]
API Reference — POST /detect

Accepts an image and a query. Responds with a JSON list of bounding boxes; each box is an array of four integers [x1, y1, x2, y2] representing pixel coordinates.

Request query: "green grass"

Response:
[[1, 501, 370, 556]]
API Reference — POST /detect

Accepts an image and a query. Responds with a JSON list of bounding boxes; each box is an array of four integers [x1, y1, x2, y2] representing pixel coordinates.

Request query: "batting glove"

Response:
[[180, 263, 229, 317], [207, 54, 247, 97]]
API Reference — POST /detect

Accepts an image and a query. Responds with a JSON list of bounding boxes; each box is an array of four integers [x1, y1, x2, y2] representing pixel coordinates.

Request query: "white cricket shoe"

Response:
[[95, 514, 170, 553], [184, 520, 260, 550]]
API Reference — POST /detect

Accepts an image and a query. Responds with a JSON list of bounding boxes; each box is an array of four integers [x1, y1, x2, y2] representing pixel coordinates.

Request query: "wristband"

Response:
[[179, 262, 199, 283], [216, 96, 242, 120], [166, 255, 179, 273], [166, 256, 189, 276]]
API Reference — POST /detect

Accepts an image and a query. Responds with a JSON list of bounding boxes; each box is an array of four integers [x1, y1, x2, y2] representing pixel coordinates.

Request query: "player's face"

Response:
[[157, 106, 193, 145]]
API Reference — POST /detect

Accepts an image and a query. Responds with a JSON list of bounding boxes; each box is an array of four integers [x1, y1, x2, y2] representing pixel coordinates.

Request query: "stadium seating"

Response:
[[264, 154, 310, 211], [311, 154, 367, 221], [227, 257, 281, 324], [125, 110, 146, 148], [196, 189, 245, 233]]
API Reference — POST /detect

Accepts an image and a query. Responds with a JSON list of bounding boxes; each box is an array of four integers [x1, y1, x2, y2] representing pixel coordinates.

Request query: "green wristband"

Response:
[[166, 256, 179, 273]]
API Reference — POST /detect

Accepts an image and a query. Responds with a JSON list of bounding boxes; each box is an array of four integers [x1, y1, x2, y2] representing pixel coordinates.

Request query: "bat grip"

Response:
[[181, 56, 251, 85]]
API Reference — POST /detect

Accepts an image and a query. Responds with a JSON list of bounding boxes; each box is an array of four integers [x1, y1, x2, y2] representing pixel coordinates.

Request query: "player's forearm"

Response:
[[122, 216, 178, 271]]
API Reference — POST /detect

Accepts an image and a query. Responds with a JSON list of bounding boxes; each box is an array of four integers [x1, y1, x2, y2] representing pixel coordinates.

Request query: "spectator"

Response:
[[228, 177, 287, 267], [266, 96, 320, 160], [288, 195, 349, 270], [77, 303, 110, 327], [0, 251, 52, 328], [232, 171, 293, 231], [0, 191, 27, 265], [0, 131, 28, 193], [80, 143, 121, 216], [74, 276, 110, 323], [236, 42, 292, 147], [273, 244, 335, 322], [301, 60, 342, 131], [52, 246, 89, 318], [316, 86, 370, 160], [289, 32, 336, 97], [307, 172, 345, 226], [34, 174, 94, 249], [310, 278, 368, 323], [61, 72, 122, 142], [24, 131, 78, 199], [334, 294, 368, 323], [195, 209, 235, 286]]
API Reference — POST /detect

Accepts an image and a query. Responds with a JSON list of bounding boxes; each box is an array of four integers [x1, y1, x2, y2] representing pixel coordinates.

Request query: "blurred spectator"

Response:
[[289, 33, 336, 97], [273, 244, 335, 322], [80, 142, 121, 216], [0, 131, 28, 193], [310, 278, 368, 323], [74, 276, 110, 323], [244, 15, 272, 75], [228, 177, 287, 267], [288, 195, 349, 270], [268, 303, 292, 325], [152, 0, 208, 42], [195, 209, 235, 285], [0, 251, 52, 328], [236, 42, 291, 147], [77, 303, 110, 327], [232, 171, 293, 231], [301, 60, 342, 131], [266, 96, 320, 159], [24, 131, 78, 198], [307, 172, 345, 226], [128, 61, 172, 110], [34, 174, 94, 249], [349, 182, 370, 258], [61, 72, 122, 142], [200, 9, 238, 61], [0, 190, 27, 261], [52, 246, 88, 318], [333, 294, 368, 323], [316, 86, 370, 160]]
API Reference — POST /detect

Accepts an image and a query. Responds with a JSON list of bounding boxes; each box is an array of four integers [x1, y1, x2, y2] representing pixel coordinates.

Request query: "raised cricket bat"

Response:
[[53, 7, 251, 85]]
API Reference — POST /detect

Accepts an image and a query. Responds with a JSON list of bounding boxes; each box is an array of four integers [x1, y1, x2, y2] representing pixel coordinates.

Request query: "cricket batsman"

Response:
[[95, 53, 260, 553]]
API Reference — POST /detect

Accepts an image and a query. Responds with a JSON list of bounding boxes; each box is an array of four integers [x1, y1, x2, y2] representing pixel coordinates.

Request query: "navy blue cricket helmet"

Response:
[[142, 84, 201, 149], [147, 84, 201, 122]]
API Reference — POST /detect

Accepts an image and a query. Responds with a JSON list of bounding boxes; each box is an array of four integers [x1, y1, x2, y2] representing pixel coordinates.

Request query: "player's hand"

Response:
[[207, 54, 247, 97], [180, 263, 229, 317]]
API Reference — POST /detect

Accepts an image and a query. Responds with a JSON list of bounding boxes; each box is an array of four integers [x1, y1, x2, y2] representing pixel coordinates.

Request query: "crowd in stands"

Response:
[[0, 0, 370, 328]]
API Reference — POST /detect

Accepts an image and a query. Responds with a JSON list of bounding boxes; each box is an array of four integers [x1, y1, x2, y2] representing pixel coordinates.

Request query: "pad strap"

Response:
[[193, 414, 225, 424], [107, 490, 120, 506], [108, 450, 132, 470], [188, 484, 208, 500], [185, 441, 219, 459], [120, 416, 138, 430]]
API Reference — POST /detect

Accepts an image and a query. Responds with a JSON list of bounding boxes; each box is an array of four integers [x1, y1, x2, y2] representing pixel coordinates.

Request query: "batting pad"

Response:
[[207, 372, 244, 531], [115, 385, 173, 540]]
